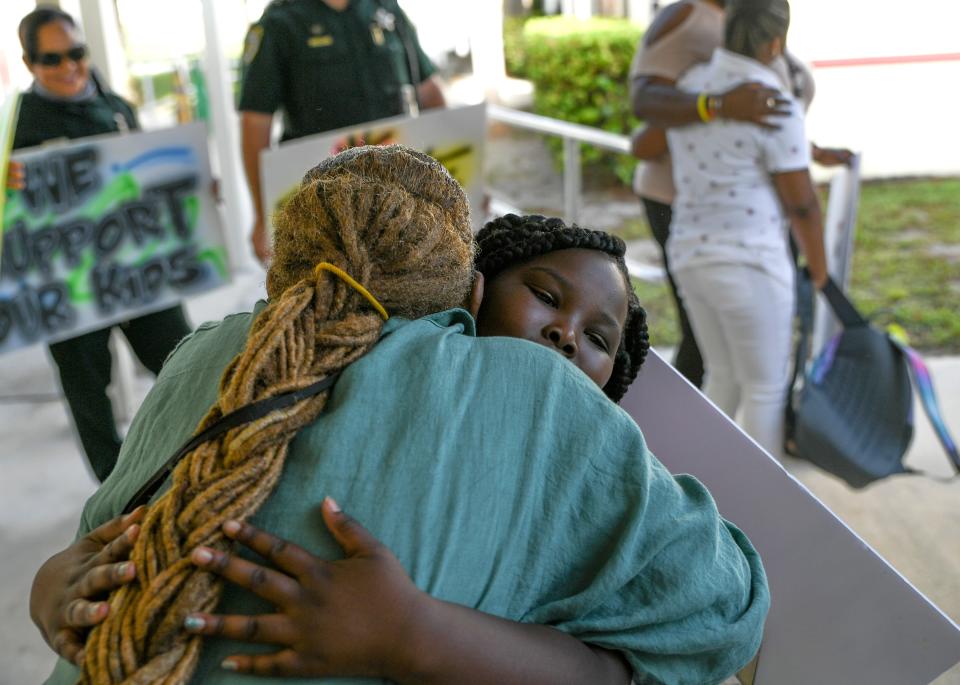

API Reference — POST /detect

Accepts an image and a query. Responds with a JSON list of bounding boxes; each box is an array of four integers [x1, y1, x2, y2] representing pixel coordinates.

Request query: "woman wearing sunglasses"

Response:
[[17, 7, 127, 142], [10, 6, 191, 483]]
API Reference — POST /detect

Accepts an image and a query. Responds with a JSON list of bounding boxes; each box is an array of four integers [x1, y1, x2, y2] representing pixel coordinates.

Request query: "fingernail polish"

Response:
[[116, 562, 132, 578], [193, 548, 213, 564], [88, 602, 104, 618], [183, 616, 205, 631], [223, 520, 241, 535], [325, 496, 341, 513], [221, 659, 238, 671]]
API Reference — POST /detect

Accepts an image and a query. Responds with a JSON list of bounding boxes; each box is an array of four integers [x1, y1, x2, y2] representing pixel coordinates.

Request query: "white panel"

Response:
[[620, 352, 960, 684]]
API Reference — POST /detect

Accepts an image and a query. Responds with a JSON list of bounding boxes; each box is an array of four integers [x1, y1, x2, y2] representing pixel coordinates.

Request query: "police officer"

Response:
[[238, 0, 445, 263], [10, 6, 191, 482]]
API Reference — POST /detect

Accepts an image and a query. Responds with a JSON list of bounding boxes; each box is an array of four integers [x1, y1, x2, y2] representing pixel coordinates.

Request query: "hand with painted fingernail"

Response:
[[184, 497, 429, 679], [29, 506, 145, 665], [6, 161, 25, 190]]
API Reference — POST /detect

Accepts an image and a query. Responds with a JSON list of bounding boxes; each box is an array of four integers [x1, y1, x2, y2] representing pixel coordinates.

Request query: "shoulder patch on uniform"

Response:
[[243, 24, 264, 65]]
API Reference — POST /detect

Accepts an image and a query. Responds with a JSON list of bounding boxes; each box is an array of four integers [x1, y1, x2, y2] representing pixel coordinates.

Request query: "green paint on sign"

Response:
[[82, 173, 140, 217], [198, 246, 229, 280], [185, 195, 199, 236], [65, 251, 95, 303]]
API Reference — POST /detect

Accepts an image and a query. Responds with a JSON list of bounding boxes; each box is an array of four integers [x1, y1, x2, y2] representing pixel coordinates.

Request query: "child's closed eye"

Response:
[[529, 286, 557, 307], [587, 331, 610, 353]]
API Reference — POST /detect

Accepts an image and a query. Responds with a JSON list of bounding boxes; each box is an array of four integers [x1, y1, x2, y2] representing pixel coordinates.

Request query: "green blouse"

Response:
[[47, 307, 768, 685]]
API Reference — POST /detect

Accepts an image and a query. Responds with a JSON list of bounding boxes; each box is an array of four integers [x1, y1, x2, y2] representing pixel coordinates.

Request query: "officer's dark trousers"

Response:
[[641, 197, 704, 389], [48, 305, 190, 482]]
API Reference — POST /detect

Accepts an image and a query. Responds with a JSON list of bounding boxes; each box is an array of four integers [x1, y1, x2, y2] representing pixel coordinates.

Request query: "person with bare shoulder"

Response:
[[628, 0, 790, 388]]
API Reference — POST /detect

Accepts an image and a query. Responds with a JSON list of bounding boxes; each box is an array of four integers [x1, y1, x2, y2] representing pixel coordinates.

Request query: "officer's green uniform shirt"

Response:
[[13, 89, 137, 150], [239, 0, 436, 141], [46, 308, 769, 685]]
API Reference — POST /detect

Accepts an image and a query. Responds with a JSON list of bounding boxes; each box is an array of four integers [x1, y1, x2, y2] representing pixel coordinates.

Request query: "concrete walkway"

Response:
[[1, 270, 958, 684]]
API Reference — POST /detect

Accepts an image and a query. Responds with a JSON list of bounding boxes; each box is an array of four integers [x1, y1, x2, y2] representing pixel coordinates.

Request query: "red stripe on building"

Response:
[[811, 53, 960, 68]]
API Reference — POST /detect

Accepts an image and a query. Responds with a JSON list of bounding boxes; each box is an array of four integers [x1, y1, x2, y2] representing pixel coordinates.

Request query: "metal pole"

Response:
[[563, 137, 581, 224], [811, 154, 862, 356]]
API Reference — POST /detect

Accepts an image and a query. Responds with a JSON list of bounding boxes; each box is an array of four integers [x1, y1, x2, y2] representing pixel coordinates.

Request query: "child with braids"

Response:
[[33, 146, 768, 685], [473, 213, 650, 402]]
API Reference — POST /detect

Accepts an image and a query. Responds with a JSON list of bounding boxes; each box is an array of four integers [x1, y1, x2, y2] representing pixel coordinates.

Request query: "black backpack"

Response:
[[785, 271, 959, 488]]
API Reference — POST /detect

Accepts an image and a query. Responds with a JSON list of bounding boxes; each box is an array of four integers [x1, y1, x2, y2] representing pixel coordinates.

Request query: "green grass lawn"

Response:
[[620, 177, 960, 354], [850, 178, 960, 352]]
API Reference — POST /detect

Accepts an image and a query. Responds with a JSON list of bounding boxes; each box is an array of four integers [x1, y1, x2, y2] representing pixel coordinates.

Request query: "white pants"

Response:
[[674, 262, 795, 459]]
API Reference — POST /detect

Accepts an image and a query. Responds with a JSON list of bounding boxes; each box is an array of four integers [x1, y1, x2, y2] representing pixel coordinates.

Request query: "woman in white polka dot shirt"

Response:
[[634, 0, 828, 459]]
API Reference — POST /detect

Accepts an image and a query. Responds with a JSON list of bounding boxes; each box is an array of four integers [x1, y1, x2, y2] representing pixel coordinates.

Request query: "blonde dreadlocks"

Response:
[[80, 145, 474, 683]]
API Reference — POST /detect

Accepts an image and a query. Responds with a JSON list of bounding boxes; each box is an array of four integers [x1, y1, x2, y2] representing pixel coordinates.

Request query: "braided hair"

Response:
[[475, 214, 650, 402], [81, 145, 475, 683]]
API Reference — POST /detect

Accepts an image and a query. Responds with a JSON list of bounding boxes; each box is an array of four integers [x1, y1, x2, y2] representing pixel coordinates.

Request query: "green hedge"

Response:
[[520, 16, 643, 185], [130, 70, 179, 103], [504, 16, 531, 78]]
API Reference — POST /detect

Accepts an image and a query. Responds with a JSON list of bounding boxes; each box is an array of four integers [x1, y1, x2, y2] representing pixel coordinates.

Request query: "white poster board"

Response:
[[621, 352, 960, 684], [812, 153, 862, 356], [0, 123, 229, 354], [261, 104, 486, 231]]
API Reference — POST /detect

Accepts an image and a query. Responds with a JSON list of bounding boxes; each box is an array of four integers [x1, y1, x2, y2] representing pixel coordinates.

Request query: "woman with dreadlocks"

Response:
[[34, 146, 768, 685]]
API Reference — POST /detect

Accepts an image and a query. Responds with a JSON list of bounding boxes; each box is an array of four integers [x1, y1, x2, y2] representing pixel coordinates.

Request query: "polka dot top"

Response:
[[666, 48, 811, 275]]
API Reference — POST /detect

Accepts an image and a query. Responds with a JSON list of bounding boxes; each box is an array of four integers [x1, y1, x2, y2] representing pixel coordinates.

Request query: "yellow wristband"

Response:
[[696, 92, 713, 123]]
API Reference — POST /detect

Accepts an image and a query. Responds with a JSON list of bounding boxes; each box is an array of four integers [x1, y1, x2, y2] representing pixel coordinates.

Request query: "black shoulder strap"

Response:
[[786, 271, 865, 448], [122, 372, 340, 514], [819, 278, 868, 329], [785, 268, 815, 449]]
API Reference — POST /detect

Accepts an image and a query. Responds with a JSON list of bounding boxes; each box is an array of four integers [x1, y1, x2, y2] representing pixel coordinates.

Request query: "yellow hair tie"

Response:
[[314, 262, 389, 320]]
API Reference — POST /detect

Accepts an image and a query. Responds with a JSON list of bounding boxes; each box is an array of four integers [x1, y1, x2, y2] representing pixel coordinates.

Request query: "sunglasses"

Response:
[[33, 45, 87, 67]]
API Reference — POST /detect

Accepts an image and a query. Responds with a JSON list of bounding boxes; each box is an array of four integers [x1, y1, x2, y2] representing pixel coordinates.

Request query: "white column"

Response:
[[626, 0, 653, 25], [200, 0, 254, 272], [467, 1, 505, 90], [562, 0, 593, 20], [76, 0, 130, 98], [39, 0, 82, 16]]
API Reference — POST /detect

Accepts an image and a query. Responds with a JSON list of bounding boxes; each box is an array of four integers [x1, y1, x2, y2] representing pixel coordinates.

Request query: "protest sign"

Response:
[[0, 91, 21, 259], [813, 154, 862, 356], [0, 122, 229, 354], [621, 352, 960, 684], [261, 104, 486, 230]]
